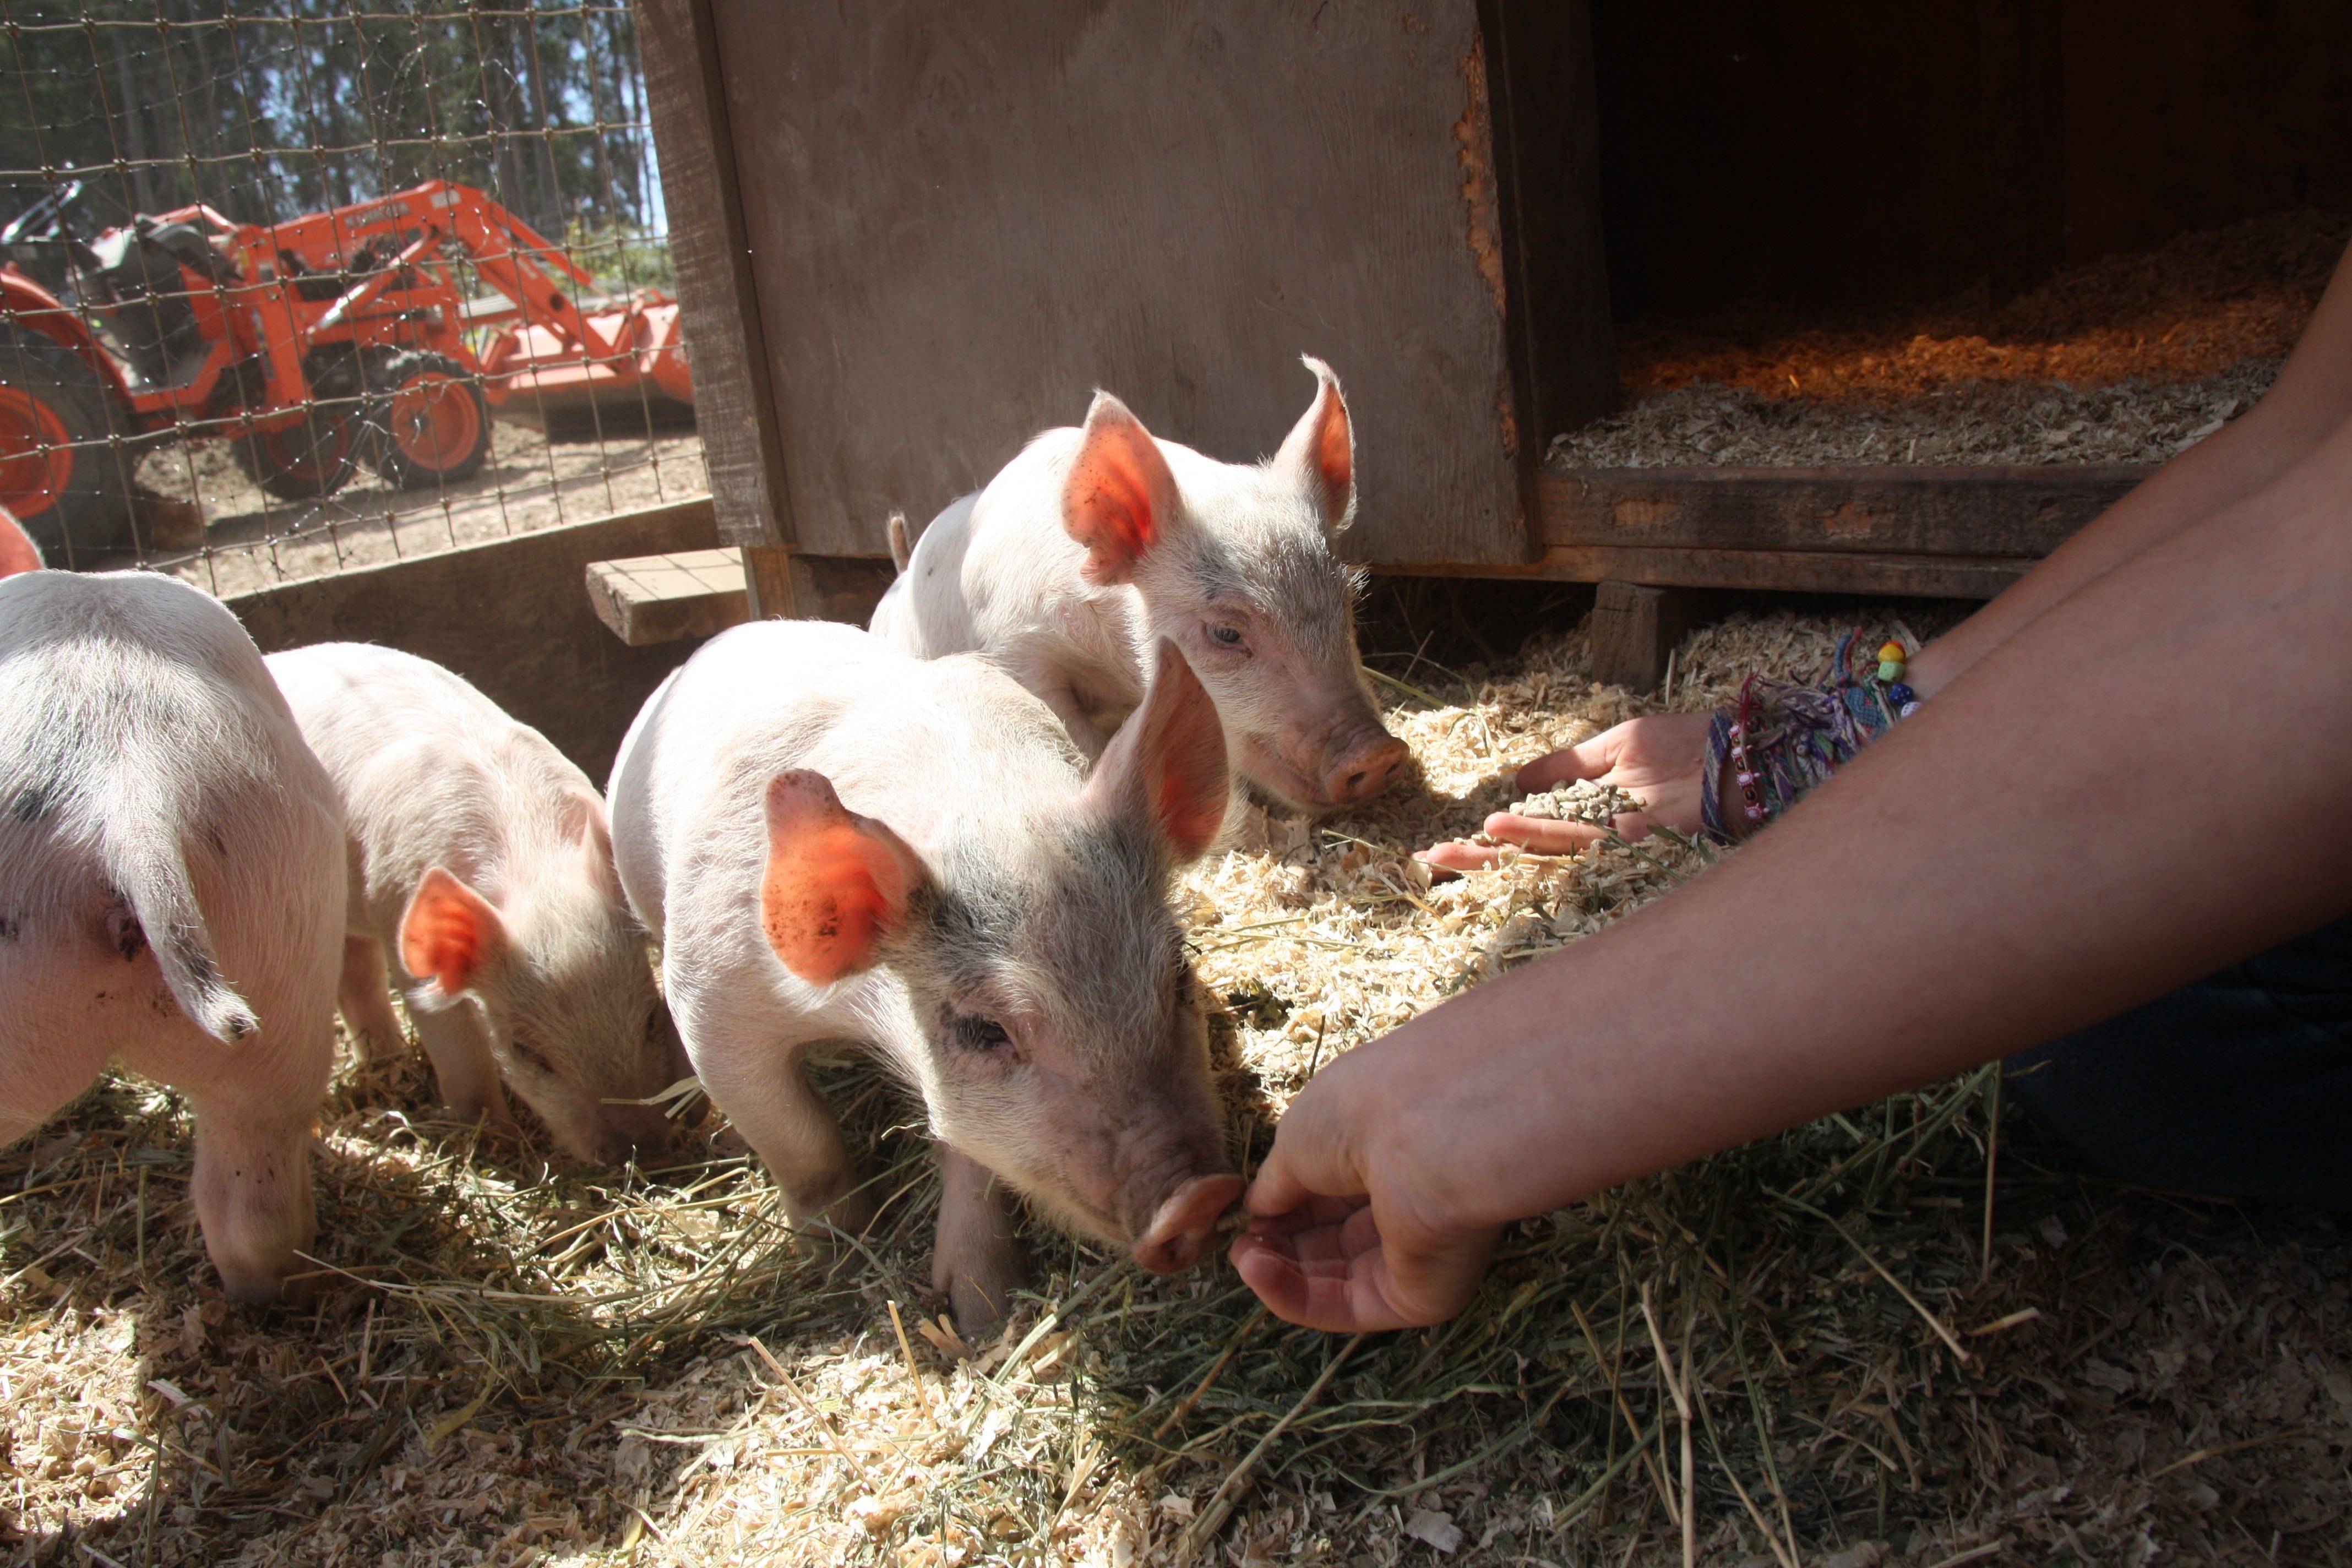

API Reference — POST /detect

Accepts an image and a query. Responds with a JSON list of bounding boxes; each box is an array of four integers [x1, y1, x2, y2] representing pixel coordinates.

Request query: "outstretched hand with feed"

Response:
[[1419, 711, 1713, 872], [1229, 1048, 1502, 1333]]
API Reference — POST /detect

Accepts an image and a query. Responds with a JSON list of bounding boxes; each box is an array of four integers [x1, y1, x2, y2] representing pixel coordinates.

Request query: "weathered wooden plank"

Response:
[[1538, 465, 2150, 559], [739, 545, 802, 620], [1587, 580, 1696, 690], [229, 499, 720, 781], [586, 547, 750, 645], [633, 0, 795, 551], [1383, 546, 2034, 599], [704, 0, 1537, 567], [794, 556, 899, 629], [1556, 546, 2026, 598]]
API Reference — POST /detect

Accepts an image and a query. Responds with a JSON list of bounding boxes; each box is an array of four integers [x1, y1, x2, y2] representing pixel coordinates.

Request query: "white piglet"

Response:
[[266, 643, 688, 1165], [609, 620, 1242, 1332], [0, 571, 344, 1303], [870, 356, 1409, 818]]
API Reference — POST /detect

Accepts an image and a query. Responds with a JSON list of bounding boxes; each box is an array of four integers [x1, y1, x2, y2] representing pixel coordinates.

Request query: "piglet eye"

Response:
[[951, 1014, 1014, 1053], [1209, 624, 1244, 647], [508, 1033, 554, 1074]]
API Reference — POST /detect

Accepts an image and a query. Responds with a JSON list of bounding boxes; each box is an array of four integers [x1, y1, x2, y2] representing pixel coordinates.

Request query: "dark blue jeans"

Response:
[[2007, 913, 2352, 1210]]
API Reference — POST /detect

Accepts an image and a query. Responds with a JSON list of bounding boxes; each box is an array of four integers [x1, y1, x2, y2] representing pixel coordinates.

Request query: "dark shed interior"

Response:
[[1590, 1, 2352, 319]]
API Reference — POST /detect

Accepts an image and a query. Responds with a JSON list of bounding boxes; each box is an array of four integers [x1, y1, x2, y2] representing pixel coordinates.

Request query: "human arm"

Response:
[[1427, 239, 2352, 872], [1238, 415, 2352, 1332], [1908, 235, 2352, 692]]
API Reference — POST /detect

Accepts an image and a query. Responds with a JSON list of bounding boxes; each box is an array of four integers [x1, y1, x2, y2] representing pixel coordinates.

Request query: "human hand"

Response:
[[1229, 1053, 1502, 1332], [1418, 711, 1714, 872]]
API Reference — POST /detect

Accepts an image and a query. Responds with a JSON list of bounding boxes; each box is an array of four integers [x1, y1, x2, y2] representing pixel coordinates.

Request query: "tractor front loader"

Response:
[[0, 178, 692, 563]]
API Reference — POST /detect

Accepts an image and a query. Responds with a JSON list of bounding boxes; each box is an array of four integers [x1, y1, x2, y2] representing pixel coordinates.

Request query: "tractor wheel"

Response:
[[231, 401, 362, 502], [0, 327, 134, 564], [371, 351, 491, 490]]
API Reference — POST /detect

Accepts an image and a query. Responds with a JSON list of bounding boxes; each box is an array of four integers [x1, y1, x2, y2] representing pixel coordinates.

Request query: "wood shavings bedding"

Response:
[[1180, 609, 1912, 1111], [0, 606, 2343, 1568], [1553, 208, 2347, 470]]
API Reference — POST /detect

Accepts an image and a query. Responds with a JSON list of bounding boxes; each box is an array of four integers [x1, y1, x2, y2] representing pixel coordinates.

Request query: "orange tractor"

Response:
[[0, 178, 691, 561]]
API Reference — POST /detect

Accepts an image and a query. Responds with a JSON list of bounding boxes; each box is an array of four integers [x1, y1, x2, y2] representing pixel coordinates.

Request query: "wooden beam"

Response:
[[735, 547, 901, 627], [1538, 465, 2150, 560], [735, 544, 795, 619], [1537, 545, 2033, 599], [1588, 580, 1695, 690], [633, 0, 795, 551], [586, 547, 749, 645], [1379, 546, 2035, 599]]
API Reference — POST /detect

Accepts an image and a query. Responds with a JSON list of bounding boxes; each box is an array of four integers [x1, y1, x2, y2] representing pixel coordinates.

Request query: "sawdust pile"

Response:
[[0, 608, 2344, 1568], [1555, 208, 2349, 470]]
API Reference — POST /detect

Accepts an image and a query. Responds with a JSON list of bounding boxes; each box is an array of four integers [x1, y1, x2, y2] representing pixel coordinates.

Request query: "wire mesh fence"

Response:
[[0, 1, 705, 590]]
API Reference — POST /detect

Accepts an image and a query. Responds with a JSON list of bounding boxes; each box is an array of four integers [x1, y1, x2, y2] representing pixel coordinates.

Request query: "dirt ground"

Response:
[[124, 416, 709, 597], [0, 602, 2342, 1568]]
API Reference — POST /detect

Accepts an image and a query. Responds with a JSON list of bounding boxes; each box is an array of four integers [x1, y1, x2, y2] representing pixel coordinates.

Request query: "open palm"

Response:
[[1419, 711, 1713, 871]]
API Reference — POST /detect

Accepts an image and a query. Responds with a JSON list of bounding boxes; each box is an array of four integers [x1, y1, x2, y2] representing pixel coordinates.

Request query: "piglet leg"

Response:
[[186, 1084, 321, 1305], [698, 1044, 875, 1239], [409, 1000, 513, 1130], [337, 935, 409, 1061], [932, 1144, 1025, 1339]]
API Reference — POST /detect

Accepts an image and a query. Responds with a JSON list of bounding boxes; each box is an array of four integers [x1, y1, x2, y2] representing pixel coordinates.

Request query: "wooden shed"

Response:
[[631, 0, 2352, 674]]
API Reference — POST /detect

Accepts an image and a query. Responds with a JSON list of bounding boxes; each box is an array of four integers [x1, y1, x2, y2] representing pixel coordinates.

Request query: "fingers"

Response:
[[1480, 812, 1610, 853], [1416, 838, 1505, 873], [1231, 1231, 1424, 1333], [1241, 1142, 1317, 1219], [1242, 1090, 1368, 1225], [1232, 1210, 1502, 1333], [1418, 803, 1654, 873], [1515, 728, 1626, 792]]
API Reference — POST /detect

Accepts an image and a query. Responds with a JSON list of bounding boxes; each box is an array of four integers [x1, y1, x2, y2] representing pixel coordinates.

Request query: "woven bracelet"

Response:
[[1697, 630, 1920, 843]]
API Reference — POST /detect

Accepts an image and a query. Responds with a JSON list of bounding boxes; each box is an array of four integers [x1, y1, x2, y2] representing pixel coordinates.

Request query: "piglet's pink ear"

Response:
[[1061, 392, 1177, 585], [0, 504, 43, 578], [1088, 640, 1229, 863], [565, 790, 623, 895], [761, 771, 924, 986], [1272, 356, 1355, 533], [400, 868, 509, 998]]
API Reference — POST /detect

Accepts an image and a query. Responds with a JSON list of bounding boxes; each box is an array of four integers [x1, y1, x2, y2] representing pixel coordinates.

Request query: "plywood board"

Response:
[[706, 0, 1542, 567]]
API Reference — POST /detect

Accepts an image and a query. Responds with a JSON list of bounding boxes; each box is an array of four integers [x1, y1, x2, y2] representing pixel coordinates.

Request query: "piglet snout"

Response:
[[1131, 1172, 1246, 1274], [587, 1105, 682, 1166], [1320, 732, 1409, 805]]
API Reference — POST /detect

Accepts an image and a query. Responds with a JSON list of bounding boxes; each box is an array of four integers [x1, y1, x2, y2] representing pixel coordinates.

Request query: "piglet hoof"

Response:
[[214, 1260, 319, 1310], [441, 1095, 518, 1140], [790, 1186, 879, 1277], [934, 1248, 1027, 1346], [814, 1185, 879, 1240], [1131, 1173, 1246, 1275]]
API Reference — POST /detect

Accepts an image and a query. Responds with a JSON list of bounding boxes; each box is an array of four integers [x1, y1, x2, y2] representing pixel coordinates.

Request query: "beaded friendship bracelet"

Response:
[[1697, 630, 1921, 842]]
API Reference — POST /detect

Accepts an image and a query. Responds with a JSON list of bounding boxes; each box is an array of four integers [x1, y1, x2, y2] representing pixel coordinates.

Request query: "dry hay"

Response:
[[1, 609, 2346, 1568], [1554, 209, 2350, 470]]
